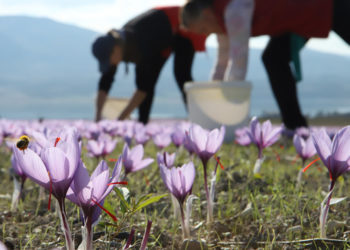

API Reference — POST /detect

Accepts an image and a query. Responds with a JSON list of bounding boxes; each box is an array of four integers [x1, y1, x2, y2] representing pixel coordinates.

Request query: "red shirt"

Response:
[[213, 0, 333, 38], [155, 6, 207, 51]]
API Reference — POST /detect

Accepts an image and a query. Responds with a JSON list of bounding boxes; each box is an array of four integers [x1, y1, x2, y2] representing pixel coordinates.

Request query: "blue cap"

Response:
[[92, 33, 116, 74]]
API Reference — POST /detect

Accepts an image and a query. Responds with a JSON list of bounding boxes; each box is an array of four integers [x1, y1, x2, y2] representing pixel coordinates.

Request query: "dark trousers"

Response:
[[262, 0, 350, 130], [137, 35, 195, 124]]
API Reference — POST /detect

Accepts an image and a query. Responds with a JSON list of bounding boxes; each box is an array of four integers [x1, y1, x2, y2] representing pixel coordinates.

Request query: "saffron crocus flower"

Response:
[[188, 124, 225, 165], [13, 129, 80, 250], [187, 124, 225, 223], [235, 127, 252, 146], [86, 134, 117, 159], [122, 144, 154, 176], [247, 117, 283, 174], [157, 152, 176, 168], [157, 151, 179, 218], [159, 161, 195, 238], [171, 129, 186, 148], [308, 126, 350, 238], [67, 158, 123, 250], [293, 133, 317, 187]]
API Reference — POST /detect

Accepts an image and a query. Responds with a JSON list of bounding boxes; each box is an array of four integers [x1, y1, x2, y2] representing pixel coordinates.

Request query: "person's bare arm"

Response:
[[223, 0, 254, 81], [95, 90, 108, 122], [118, 90, 147, 120], [95, 66, 117, 122], [211, 34, 230, 81]]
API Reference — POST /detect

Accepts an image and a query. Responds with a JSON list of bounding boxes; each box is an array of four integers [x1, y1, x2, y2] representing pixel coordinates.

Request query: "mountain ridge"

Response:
[[0, 15, 350, 119]]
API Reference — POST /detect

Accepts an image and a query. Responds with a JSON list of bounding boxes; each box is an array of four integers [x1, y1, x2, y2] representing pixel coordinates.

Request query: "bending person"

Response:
[[92, 6, 207, 123], [181, 0, 350, 130]]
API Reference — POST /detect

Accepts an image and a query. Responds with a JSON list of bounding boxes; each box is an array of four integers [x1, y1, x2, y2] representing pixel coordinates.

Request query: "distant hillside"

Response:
[[0, 15, 350, 119]]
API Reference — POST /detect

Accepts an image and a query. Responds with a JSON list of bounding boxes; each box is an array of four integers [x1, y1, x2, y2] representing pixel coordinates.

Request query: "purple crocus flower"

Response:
[[159, 161, 195, 238], [248, 117, 283, 158], [67, 158, 122, 250], [309, 126, 350, 238], [86, 134, 117, 159], [187, 124, 225, 223], [12, 128, 80, 250], [312, 127, 350, 184], [122, 144, 154, 176], [188, 124, 225, 165], [13, 129, 80, 200], [247, 117, 283, 174], [159, 161, 195, 204], [235, 127, 252, 146], [293, 134, 317, 163], [157, 152, 176, 168], [171, 129, 186, 148], [293, 133, 317, 187]]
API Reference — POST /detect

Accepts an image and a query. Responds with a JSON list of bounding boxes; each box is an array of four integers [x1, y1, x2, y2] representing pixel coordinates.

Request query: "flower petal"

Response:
[[312, 129, 332, 167], [13, 147, 50, 189]]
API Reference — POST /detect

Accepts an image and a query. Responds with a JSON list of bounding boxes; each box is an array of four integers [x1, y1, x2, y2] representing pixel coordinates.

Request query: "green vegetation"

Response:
[[1, 140, 350, 249]]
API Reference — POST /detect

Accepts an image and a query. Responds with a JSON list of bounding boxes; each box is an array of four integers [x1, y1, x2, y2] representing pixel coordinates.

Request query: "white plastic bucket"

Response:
[[184, 81, 252, 142], [102, 97, 129, 120]]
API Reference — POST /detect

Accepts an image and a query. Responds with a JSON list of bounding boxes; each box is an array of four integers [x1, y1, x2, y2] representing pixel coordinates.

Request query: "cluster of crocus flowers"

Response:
[[187, 124, 225, 223], [159, 158, 195, 239], [153, 132, 172, 150], [305, 126, 350, 238], [13, 128, 80, 250], [247, 117, 282, 175]]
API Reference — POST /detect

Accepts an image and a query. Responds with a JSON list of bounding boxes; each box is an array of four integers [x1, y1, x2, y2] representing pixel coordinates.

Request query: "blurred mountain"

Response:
[[0, 15, 350, 119]]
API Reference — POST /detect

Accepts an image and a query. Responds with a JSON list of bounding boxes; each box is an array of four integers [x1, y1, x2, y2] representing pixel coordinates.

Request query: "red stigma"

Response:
[[47, 171, 53, 210], [214, 155, 225, 170], [54, 137, 61, 147], [107, 181, 128, 186], [109, 158, 118, 162], [92, 199, 118, 222], [302, 157, 321, 173]]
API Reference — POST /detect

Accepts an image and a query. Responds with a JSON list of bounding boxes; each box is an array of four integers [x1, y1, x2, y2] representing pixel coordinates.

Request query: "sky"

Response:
[[0, 0, 350, 56]]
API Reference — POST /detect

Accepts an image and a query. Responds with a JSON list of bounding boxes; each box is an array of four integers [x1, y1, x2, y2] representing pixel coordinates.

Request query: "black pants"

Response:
[[137, 35, 195, 124], [262, 0, 350, 130]]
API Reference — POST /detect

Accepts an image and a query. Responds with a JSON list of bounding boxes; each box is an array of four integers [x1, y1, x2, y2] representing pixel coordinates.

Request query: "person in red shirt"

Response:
[[181, 0, 349, 130], [92, 6, 207, 123]]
